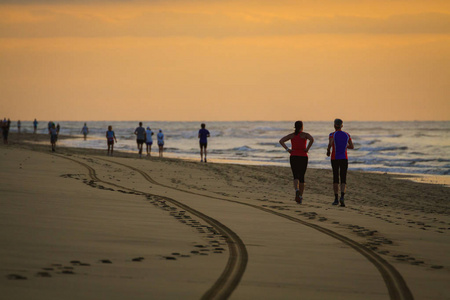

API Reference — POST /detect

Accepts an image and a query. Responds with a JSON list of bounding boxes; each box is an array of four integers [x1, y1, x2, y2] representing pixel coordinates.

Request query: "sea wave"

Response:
[[232, 146, 255, 152], [359, 146, 408, 152], [32, 120, 449, 176]]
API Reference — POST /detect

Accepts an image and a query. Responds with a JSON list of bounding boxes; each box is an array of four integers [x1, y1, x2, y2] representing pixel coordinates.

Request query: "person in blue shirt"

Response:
[[49, 123, 58, 152], [106, 125, 117, 156], [33, 119, 38, 134], [81, 123, 89, 141], [198, 123, 210, 163]]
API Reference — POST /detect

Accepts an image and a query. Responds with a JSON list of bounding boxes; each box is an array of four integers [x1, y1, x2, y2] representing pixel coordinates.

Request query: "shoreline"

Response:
[[7, 132, 450, 187]]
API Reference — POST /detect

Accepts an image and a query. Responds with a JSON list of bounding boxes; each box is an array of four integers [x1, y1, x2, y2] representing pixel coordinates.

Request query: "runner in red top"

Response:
[[327, 119, 354, 207], [279, 121, 314, 204]]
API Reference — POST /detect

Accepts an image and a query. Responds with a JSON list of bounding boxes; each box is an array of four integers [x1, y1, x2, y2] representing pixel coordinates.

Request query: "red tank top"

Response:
[[290, 134, 307, 157]]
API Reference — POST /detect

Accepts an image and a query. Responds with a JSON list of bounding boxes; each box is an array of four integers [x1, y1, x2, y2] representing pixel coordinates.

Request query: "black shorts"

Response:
[[331, 159, 348, 184], [137, 139, 145, 145], [50, 134, 58, 143], [290, 156, 308, 183], [200, 142, 207, 148]]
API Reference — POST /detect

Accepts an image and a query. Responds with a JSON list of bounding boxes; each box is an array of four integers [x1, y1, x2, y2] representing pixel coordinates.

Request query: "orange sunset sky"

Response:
[[1, 0, 449, 121]]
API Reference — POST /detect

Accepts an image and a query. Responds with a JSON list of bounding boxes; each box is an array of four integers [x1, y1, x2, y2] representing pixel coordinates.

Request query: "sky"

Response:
[[1, 0, 449, 121]]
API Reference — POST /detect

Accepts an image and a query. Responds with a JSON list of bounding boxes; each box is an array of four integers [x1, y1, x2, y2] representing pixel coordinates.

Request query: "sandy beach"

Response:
[[0, 133, 449, 300]]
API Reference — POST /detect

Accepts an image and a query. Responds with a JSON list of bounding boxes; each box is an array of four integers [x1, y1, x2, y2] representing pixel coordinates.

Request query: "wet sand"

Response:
[[0, 133, 449, 299]]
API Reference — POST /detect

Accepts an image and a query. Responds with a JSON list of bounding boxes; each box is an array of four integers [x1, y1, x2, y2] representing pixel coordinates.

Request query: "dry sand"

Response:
[[0, 133, 449, 299]]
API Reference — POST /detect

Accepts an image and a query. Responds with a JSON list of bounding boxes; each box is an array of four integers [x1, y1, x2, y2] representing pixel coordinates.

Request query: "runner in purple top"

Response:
[[326, 119, 354, 207]]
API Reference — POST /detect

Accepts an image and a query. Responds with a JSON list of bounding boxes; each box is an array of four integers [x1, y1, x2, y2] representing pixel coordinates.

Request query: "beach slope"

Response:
[[0, 134, 449, 299]]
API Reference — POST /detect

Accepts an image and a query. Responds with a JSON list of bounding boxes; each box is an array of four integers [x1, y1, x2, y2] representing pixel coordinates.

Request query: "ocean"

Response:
[[13, 120, 450, 176]]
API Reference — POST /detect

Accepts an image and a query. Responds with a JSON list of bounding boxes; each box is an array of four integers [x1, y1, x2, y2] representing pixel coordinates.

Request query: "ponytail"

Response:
[[294, 121, 303, 135]]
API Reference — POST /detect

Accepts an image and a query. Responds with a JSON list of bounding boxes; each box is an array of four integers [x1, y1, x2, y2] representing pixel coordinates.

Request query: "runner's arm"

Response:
[[305, 133, 314, 153], [326, 137, 333, 157], [347, 138, 354, 149], [279, 133, 294, 153]]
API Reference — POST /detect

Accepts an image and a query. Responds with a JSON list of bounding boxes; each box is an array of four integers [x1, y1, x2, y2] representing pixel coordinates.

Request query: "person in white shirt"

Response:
[[145, 126, 154, 157], [157, 130, 164, 158]]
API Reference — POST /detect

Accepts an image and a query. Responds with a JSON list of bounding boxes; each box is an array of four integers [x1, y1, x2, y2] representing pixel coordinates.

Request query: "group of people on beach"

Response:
[[105, 122, 209, 161], [279, 119, 354, 207], [132, 122, 165, 158], [6, 118, 352, 206]]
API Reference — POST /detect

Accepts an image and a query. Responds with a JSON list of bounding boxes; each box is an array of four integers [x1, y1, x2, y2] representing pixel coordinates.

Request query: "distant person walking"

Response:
[[56, 123, 60, 134], [157, 129, 164, 158], [81, 123, 89, 140], [134, 122, 146, 158], [145, 126, 154, 157], [17, 120, 21, 134], [33, 119, 38, 134], [106, 125, 117, 156], [47, 121, 53, 134], [279, 121, 314, 204], [2, 118, 10, 144], [49, 123, 58, 152], [326, 118, 354, 207], [198, 123, 210, 162]]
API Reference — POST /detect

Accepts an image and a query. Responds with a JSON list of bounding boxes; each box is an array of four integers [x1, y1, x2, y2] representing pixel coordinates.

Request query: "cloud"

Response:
[[1, 6, 449, 39]]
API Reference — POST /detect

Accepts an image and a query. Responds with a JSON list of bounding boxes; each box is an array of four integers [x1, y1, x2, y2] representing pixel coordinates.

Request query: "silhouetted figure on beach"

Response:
[[157, 129, 164, 158], [327, 119, 354, 207], [2, 118, 10, 144], [47, 121, 53, 134], [17, 120, 21, 134], [134, 122, 146, 158], [198, 123, 210, 162], [106, 125, 117, 156], [49, 123, 58, 152], [145, 126, 154, 157], [33, 119, 38, 134], [279, 121, 314, 204], [56, 123, 60, 134], [81, 123, 89, 140]]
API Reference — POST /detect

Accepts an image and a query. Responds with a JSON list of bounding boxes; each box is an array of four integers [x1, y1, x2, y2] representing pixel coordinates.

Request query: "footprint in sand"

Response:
[[132, 257, 145, 262], [6, 274, 27, 280], [70, 260, 91, 266], [100, 259, 112, 264], [431, 265, 444, 269], [36, 271, 52, 278]]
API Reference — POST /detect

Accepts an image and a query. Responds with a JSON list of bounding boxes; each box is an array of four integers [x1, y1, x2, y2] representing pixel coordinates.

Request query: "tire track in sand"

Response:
[[54, 154, 248, 300], [98, 157, 414, 300]]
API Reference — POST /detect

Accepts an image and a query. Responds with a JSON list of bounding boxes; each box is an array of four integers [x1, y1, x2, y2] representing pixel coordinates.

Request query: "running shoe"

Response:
[[332, 199, 339, 205], [339, 197, 345, 207], [295, 191, 302, 204]]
